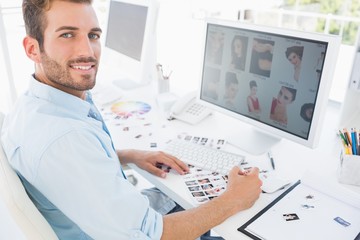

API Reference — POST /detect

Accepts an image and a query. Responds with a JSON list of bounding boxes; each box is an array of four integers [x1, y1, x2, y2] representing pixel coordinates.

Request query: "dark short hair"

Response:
[[300, 103, 314, 122], [283, 86, 297, 102], [249, 80, 257, 88], [225, 72, 238, 87], [285, 46, 304, 59], [22, 0, 93, 50]]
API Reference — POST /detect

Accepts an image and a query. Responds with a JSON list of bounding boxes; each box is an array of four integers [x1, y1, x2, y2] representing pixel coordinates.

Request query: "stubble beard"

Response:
[[40, 51, 97, 91]]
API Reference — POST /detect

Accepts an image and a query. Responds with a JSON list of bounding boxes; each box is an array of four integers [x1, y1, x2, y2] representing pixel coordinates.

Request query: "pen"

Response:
[[267, 151, 276, 170], [358, 132, 360, 155], [351, 128, 357, 155], [354, 128, 359, 155]]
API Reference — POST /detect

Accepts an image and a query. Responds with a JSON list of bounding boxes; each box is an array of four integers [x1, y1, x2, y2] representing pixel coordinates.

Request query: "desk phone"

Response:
[[169, 91, 212, 125]]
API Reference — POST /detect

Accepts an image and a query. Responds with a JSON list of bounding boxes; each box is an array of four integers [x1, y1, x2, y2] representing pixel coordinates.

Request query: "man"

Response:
[[1, 0, 262, 239]]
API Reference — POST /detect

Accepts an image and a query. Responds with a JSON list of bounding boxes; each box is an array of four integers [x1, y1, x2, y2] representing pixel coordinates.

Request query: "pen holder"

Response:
[[338, 151, 360, 186], [158, 76, 170, 94], [156, 63, 171, 94]]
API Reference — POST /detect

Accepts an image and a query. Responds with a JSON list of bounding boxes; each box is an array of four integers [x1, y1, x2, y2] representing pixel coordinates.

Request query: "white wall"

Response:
[[0, 0, 356, 114]]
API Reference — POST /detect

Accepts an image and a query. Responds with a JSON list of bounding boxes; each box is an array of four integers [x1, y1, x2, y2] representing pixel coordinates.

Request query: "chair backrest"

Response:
[[0, 112, 58, 240]]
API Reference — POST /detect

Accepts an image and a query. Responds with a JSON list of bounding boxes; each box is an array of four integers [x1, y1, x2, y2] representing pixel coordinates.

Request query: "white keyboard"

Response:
[[164, 139, 245, 175]]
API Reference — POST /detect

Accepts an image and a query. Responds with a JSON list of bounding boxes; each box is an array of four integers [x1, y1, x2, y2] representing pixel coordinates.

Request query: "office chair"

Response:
[[0, 112, 58, 240]]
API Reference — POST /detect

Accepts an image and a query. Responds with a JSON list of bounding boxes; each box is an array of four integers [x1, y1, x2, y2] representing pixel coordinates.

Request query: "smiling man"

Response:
[[24, 0, 101, 97], [1, 0, 262, 239]]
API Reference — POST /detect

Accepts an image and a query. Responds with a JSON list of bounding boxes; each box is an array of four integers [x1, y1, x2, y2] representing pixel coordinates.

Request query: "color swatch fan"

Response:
[[111, 101, 151, 119]]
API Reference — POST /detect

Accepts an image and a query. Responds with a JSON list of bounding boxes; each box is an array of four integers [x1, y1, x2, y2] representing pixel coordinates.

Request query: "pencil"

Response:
[[343, 128, 352, 146], [338, 130, 348, 146]]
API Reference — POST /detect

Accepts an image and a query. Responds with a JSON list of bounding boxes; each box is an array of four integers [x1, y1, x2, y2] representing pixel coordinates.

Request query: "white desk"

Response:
[[103, 85, 360, 240]]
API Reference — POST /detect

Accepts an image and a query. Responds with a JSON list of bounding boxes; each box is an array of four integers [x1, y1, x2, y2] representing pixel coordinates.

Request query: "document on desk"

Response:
[[238, 172, 360, 240]]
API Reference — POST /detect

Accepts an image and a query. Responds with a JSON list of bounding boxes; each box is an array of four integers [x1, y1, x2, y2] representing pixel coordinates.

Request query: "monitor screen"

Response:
[[102, 0, 158, 89], [105, 1, 147, 61], [198, 19, 341, 154]]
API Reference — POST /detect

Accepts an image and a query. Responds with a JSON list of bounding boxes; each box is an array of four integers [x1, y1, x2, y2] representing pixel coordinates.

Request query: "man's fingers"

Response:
[[159, 152, 189, 174]]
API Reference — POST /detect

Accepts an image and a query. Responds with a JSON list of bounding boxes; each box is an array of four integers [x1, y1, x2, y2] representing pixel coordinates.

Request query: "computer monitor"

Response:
[[198, 18, 341, 155], [103, 0, 159, 89]]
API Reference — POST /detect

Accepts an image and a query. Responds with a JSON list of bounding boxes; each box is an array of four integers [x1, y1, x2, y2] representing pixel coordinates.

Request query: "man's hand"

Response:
[[220, 166, 262, 214], [116, 149, 189, 178]]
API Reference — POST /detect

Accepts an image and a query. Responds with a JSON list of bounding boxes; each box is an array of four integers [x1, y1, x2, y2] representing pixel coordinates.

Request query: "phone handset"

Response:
[[170, 91, 197, 115], [169, 91, 212, 125]]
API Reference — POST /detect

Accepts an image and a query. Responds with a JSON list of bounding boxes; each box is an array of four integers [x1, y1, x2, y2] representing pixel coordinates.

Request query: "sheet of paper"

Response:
[[242, 173, 360, 240]]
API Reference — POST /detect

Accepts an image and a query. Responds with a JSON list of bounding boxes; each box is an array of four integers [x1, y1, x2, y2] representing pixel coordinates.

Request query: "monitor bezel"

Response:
[[196, 18, 341, 149], [102, 0, 159, 88]]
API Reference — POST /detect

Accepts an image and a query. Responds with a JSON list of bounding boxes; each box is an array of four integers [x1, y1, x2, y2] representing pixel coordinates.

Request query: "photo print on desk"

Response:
[[183, 164, 228, 204], [156, 163, 228, 205], [175, 132, 227, 150]]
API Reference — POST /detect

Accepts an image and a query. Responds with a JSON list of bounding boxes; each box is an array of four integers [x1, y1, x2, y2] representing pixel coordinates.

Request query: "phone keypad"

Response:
[[185, 103, 206, 116]]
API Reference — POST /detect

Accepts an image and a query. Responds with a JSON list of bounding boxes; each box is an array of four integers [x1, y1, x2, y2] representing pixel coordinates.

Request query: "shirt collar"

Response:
[[28, 75, 93, 117]]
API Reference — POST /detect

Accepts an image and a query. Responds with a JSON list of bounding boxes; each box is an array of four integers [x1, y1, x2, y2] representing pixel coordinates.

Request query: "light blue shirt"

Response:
[[1, 76, 163, 239]]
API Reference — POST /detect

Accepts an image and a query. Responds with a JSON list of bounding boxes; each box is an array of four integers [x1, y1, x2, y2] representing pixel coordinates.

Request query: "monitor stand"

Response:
[[227, 128, 281, 155], [113, 78, 143, 90]]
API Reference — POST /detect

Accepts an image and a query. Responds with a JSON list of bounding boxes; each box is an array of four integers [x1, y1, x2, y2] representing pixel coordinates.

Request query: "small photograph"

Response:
[[205, 30, 225, 65], [205, 187, 225, 196], [202, 67, 221, 101], [185, 180, 198, 186], [270, 86, 297, 125], [200, 137, 208, 145], [192, 191, 206, 197], [188, 186, 201, 192], [221, 72, 239, 110], [283, 213, 300, 221], [192, 137, 200, 144], [216, 139, 226, 149], [155, 163, 172, 173], [198, 178, 211, 184], [163, 166, 171, 173], [250, 38, 274, 78], [188, 164, 195, 169], [201, 184, 214, 190], [205, 190, 215, 196], [247, 80, 261, 114], [196, 197, 209, 203], [184, 135, 192, 141], [229, 35, 249, 71], [285, 46, 304, 82], [300, 103, 314, 123]]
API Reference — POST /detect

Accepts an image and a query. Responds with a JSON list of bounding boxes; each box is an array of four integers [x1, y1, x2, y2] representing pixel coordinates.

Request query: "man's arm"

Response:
[[162, 167, 262, 239], [118, 150, 262, 239], [117, 149, 189, 178]]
